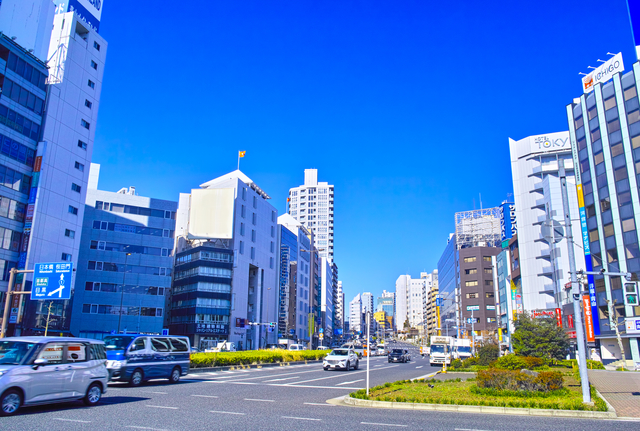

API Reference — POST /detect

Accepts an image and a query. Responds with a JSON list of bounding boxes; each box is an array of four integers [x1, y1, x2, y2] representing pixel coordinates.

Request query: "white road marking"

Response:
[[289, 365, 399, 385], [191, 395, 219, 398], [143, 391, 168, 394], [303, 402, 335, 406], [53, 418, 91, 423], [126, 427, 171, 431], [210, 410, 245, 415], [211, 369, 318, 382], [263, 376, 300, 382], [244, 398, 275, 402], [145, 405, 178, 410], [282, 416, 322, 421], [415, 366, 423, 369], [336, 379, 364, 386], [207, 380, 364, 390], [455, 429, 494, 431], [362, 422, 408, 427]]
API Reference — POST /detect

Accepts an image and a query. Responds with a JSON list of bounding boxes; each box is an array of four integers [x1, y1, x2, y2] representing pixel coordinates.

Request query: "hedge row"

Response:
[[477, 369, 564, 392], [190, 349, 329, 368]]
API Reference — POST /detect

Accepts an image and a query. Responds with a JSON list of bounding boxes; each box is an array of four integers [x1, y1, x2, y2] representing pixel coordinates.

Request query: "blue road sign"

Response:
[[289, 329, 295, 335], [436, 298, 443, 307], [31, 262, 73, 300], [162, 329, 169, 336], [319, 328, 324, 333]]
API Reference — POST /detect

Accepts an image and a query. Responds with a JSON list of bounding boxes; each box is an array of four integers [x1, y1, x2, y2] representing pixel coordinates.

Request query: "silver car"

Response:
[[323, 348, 359, 371], [0, 337, 109, 416]]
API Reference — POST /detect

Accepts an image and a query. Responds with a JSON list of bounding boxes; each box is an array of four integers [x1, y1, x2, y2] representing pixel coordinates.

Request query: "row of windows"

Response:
[[464, 268, 493, 275], [172, 281, 231, 294], [175, 250, 232, 265], [466, 293, 495, 299], [85, 281, 166, 296], [0, 134, 36, 167], [170, 314, 229, 324], [462, 256, 492, 263], [92, 220, 174, 238], [0, 163, 31, 195], [174, 266, 232, 280], [87, 261, 172, 276], [90, 240, 172, 257], [0, 194, 26, 222], [465, 280, 493, 287], [5, 52, 47, 91], [0, 103, 41, 141], [2, 77, 45, 115], [0, 259, 17, 281], [0, 227, 21, 252], [95, 201, 176, 219], [82, 304, 163, 317], [172, 298, 231, 309]]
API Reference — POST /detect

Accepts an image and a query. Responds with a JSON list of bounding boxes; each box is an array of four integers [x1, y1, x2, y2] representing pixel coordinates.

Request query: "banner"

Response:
[[555, 308, 562, 327], [583, 296, 595, 343]]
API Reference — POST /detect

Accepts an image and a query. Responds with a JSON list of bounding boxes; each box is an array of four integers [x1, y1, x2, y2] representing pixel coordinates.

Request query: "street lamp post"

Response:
[[117, 252, 132, 334]]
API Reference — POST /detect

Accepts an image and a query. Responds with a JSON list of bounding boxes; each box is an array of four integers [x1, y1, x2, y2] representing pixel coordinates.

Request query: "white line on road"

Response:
[[126, 427, 171, 431], [191, 395, 219, 398], [455, 429, 495, 431], [282, 416, 322, 421], [210, 411, 245, 415], [211, 369, 318, 382], [303, 402, 335, 406], [362, 422, 408, 427], [335, 379, 364, 386], [289, 365, 399, 385], [206, 380, 364, 390], [53, 418, 91, 423], [415, 366, 423, 369], [142, 391, 168, 394], [263, 376, 300, 382], [145, 405, 178, 410], [244, 398, 275, 402]]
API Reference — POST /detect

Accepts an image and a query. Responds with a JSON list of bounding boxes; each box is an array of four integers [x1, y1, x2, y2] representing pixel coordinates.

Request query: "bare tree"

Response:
[[604, 299, 626, 371]]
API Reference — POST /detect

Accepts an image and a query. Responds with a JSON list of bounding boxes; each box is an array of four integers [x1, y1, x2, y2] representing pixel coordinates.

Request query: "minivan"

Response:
[[288, 344, 306, 351], [0, 337, 109, 416], [103, 334, 190, 386]]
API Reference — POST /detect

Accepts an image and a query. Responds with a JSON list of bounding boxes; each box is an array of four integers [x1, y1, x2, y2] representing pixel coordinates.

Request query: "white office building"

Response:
[[320, 257, 334, 336], [349, 293, 362, 334], [395, 273, 431, 331], [0, 0, 55, 62], [334, 280, 344, 334], [288, 169, 334, 260], [509, 132, 582, 311]]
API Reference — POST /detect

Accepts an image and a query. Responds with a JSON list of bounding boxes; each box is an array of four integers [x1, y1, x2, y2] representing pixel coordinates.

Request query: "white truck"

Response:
[[452, 338, 472, 360], [429, 336, 452, 367]]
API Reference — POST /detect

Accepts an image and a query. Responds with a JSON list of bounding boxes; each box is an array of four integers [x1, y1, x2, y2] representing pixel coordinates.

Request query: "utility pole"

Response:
[[559, 159, 591, 404], [366, 311, 370, 396]]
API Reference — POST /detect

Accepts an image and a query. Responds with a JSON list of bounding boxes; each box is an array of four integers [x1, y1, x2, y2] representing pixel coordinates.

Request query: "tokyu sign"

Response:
[[582, 53, 624, 93]]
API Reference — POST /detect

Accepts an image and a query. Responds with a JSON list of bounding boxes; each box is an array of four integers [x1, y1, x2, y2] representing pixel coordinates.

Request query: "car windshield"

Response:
[[330, 349, 349, 356], [431, 345, 446, 354], [391, 349, 403, 354], [103, 336, 135, 350], [0, 341, 37, 365], [458, 346, 471, 353]]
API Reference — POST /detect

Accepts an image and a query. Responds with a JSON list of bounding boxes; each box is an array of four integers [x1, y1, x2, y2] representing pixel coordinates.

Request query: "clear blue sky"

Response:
[[93, 0, 636, 305]]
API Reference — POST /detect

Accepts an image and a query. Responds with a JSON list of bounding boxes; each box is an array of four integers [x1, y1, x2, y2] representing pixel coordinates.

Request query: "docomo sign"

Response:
[[582, 53, 624, 93]]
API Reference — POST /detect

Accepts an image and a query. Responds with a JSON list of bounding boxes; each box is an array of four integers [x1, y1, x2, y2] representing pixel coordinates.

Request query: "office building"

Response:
[[377, 291, 394, 330], [566, 60, 640, 363], [424, 270, 439, 337], [334, 280, 344, 336], [288, 169, 334, 260], [0, 0, 55, 62], [276, 214, 311, 343], [395, 273, 431, 331], [320, 257, 334, 340], [349, 293, 362, 334], [69, 164, 177, 338], [171, 170, 278, 351]]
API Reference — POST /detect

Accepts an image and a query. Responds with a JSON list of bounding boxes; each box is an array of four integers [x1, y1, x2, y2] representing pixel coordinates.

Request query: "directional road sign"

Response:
[[31, 262, 73, 300]]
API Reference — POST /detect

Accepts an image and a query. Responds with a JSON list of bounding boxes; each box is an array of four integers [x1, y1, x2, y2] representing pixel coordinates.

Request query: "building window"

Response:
[[483, 256, 492, 262], [85, 99, 92, 109], [78, 140, 87, 150], [465, 281, 478, 287], [65, 229, 75, 238], [251, 247, 255, 259], [68, 205, 78, 215], [270, 257, 274, 269], [485, 280, 493, 286], [90, 60, 97, 70], [242, 188, 246, 200], [241, 205, 246, 218], [466, 293, 478, 299], [253, 196, 257, 209], [270, 241, 274, 253], [93, 41, 100, 51], [465, 268, 477, 275], [271, 226, 275, 238], [486, 292, 494, 298], [272, 211, 276, 222], [484, 268, 492, 274], [252, 213, 257, 225], [240, 223, 245, 235], [239, 241, 244, 254], [88, 79, 95, 89], [251, 230, 256, 242], [75, 161, 84, 172], [61, 253, 72, 261], [463, 257, 476, 263], [81, 119, 90, 129], [71, 183, 82, 193]]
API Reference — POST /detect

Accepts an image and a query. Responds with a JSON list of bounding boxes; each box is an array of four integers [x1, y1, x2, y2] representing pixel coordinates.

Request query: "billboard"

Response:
[[581, 53, 624, 93], [188, 188, 235, 239], [55, 0, 104, 32], [499, 202, 516, 241]]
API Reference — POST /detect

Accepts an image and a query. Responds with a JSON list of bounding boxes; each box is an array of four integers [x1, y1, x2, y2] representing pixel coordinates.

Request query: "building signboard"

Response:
[[582, 53, 624, 93], [625, 318, 640, 334], [499, 202, 516, 242], [532, 310, 555, 318], [31, 263, 73, 300], [555, 308, 562, 327], [583, 296, 595, 343], [466, 305, 480, 311], [54, 0, 104, 32]]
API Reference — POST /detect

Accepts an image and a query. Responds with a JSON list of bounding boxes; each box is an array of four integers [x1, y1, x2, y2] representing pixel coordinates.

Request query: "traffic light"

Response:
[[625, 282, 639, 306]]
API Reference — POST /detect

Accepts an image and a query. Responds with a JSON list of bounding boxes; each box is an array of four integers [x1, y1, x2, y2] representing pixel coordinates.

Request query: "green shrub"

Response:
[[476, 343, 499, 366], [450, 358, 463, 369], [477, 368, 564, 392], [587, 360, 605, 370], [493, 354, 528, 370], [523, 357, 546, 369], [462, 357, 478, 368], [190, 349, 328, 368]]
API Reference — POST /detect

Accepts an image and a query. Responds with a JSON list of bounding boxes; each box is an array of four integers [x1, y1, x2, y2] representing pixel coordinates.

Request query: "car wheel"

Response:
[[83, 382, 102, 406], [169, 367, 181, 384], [0, 389, 21, 416], [324, 367, 329, 371], [130, 369, 144, 387], [354, 360, 359, 370], [345, 361, 351, 371]]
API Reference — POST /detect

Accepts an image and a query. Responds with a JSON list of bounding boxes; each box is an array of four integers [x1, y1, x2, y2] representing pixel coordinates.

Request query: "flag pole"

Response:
[[238, 152, 240, 170]]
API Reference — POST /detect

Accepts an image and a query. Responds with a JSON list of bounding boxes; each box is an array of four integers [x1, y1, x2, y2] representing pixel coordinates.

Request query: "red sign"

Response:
[[34, 156, 42, 173], [583, 296, 595, 343], [568, 314, 574, 329], [567, 331, 576, 338], [565, 282, 572, 290], [532, 310, 555, 318], [555, 308, 562, 327]]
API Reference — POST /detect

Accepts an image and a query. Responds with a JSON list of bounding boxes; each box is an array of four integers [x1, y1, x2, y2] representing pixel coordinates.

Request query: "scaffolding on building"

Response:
[[455, 207, 502, 249]]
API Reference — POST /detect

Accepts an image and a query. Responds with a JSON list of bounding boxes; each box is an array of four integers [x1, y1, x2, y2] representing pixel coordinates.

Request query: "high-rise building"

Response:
[[566, 61, 640, 364], [0, 0, 55, 62], [277, 214, 311, 343], [288, 169, 334, 260], [349, 293, 362, 334], [437, 234, 458, 333], [69, 164, 176, 338], [377, 291, 395, 330], [334, 280, 344, 335], [394, 274, 430, 331], [424, 270, 439, 337], [171, 170, 278, 351], [320, 256, 334, 341]]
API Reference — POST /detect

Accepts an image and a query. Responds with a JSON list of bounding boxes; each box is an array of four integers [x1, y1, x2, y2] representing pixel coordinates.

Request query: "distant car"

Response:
[[317, 346, 330, 350], [288, 344, 306, 351], [388, 348, 410, 363], [0, 337, 109, 416], [377, 346, 386, 356], [323, 348, 359, 371], [191, 347, 200, 353]]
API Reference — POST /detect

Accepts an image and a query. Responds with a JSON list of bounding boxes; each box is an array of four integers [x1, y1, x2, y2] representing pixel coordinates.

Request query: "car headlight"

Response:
[[107, 360, 126, 369], [0, 371, 4, 377]]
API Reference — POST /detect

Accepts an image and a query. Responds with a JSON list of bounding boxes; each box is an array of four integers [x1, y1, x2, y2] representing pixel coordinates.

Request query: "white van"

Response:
[[288, 344, 306, 351]]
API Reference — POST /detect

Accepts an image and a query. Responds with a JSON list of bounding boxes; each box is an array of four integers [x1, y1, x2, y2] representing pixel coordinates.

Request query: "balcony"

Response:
[[541, 266, 554, 275]]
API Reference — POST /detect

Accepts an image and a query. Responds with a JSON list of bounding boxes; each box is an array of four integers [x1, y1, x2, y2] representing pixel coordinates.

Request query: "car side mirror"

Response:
[[32, 358, 48, 369]]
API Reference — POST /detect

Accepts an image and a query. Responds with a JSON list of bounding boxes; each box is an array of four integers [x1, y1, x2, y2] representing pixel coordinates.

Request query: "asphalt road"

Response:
[[3, 343, 639, 430]]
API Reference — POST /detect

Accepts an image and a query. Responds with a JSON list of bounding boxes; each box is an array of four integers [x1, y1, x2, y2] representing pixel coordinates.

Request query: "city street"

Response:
[[3, 344, 639, 430]]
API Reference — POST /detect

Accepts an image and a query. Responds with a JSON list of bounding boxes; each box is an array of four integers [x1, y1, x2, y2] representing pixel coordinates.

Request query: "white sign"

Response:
[[582, 53, 624, 93], [626, 318, 640, 334], [466, 305, 480, 311]]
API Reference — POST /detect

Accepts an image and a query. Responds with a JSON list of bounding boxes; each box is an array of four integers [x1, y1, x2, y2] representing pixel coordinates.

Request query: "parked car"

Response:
[[288, 344, 306, 351], [388, 348, 410, 363], [0, 337, 109, 416], [317, 346, 330, 350], [103, 334, 190, 386], [323, 348, 359, 371]]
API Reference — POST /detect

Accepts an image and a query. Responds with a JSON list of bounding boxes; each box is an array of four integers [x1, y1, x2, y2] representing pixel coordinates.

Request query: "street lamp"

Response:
[[117, 252, 132, 334]]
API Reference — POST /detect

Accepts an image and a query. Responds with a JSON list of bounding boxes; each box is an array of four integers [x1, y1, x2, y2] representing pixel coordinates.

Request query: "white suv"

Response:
[[323, 348, 359, 371], [0, 337, 109, 416]]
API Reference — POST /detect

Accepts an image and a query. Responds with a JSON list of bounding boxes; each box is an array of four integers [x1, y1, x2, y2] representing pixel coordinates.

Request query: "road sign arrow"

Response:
[[47, 286, 64, 298]]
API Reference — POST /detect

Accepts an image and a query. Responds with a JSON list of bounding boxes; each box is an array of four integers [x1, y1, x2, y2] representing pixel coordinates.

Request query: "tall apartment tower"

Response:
[[394, 274, 430, 331], [566, 61, 640, 364], [349, 293, 362, 334], [424, 270, 439, 337], [288, 169, 334, 260], [334, 280, 344, 334]]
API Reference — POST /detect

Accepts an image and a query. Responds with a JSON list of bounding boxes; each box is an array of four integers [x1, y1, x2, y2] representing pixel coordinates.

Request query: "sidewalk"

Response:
[[588, 369, 640, 418]]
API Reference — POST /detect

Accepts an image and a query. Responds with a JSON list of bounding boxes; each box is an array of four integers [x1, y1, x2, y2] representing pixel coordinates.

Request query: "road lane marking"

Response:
[[263, 376, 300, 382], [146, 405, 178, 409], [142, 391, 168, 394], [210, 411, 245, 415], [336, 379, 364, 386], [415, 366, 423, 369], [304, 402, 335, 406], [53, 418, 91, 423], [211, 369, 318, 382], [126, 427, 171, 431], [244, 398, 274, 402], [289, 365, 399, 385], [362, 422, 408, 427], [282, 416, 321, 421], [191, 395, 219, 398], [455, 429, 495, 431]]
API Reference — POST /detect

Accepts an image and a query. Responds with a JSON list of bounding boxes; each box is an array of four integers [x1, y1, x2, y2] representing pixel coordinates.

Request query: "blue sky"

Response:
[[93, 0, 636, 304]]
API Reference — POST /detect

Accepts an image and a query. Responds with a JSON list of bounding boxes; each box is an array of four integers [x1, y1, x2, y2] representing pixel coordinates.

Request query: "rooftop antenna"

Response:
[[480, 193, 483, 210]]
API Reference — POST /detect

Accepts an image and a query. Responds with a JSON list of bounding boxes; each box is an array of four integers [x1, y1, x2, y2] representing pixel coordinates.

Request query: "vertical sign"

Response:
[[19, 155, 42, 270], [554, 308, 562, 327], [583, 295, 595, 343]]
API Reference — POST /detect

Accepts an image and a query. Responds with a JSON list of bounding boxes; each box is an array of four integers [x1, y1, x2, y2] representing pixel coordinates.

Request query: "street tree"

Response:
[[512, 312, 569, 360]]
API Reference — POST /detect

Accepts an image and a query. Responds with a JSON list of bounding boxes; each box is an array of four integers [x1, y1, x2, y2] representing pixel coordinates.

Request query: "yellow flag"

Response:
[[239, 151, 246, 158]]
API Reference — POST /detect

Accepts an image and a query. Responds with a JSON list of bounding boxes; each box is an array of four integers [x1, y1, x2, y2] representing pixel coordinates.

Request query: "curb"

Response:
[[338, 395, 617, 419], [189, 359, 323, 374]]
